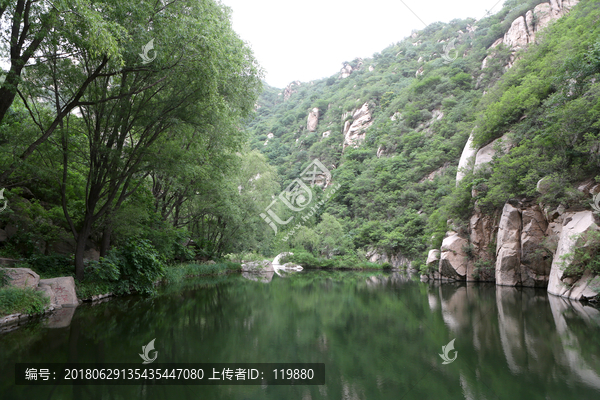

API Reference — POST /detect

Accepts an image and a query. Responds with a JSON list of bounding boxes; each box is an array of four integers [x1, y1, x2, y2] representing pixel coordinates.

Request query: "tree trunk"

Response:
[[100, 224, 112, 258], [74, 218, 93, 281]]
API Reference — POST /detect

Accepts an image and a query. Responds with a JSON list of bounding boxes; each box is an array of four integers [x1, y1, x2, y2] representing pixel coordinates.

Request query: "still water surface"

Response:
[[1, 271, 600, 400]]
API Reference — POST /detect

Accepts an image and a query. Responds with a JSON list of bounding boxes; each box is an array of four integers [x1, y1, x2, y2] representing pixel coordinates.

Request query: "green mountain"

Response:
[[246, 0, 600, 297]]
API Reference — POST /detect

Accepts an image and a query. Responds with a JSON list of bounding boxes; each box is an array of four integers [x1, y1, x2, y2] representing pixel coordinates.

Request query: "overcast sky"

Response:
[[219, 0, 506, 88]]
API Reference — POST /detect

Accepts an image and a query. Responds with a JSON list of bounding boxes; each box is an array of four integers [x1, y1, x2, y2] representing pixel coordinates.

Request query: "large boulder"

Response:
[[548, 211, 600, 301], [241, 260, 274, 273], [38, 277, 79, 308], [2, 267, 39, 289], [439, 233, 468, 280], [495, 203, 522, 286]]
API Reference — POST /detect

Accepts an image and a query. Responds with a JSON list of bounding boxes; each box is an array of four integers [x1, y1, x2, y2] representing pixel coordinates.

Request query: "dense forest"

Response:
[[1, 0, 599, 298]]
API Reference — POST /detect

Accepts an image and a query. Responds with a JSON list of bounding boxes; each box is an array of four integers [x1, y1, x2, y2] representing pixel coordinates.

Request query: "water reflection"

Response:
[[1, 272, 599, 400]]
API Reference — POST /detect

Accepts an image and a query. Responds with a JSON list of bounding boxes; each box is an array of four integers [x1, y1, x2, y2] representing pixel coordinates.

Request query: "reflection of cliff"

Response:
[[429, 281, 600, 395], [548, 295, 600, 391]]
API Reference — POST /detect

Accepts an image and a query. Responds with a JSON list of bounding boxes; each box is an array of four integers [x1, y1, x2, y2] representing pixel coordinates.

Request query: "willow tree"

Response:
[[16, 0, 261, 280]]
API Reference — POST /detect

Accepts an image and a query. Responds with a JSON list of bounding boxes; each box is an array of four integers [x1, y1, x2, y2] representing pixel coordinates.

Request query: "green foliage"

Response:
[[561, 230, 600, 278], [26, 254, 73, 279], [85, 239, 166, 295], [0, 268, 10, 287], [0, 287, 49, 315]]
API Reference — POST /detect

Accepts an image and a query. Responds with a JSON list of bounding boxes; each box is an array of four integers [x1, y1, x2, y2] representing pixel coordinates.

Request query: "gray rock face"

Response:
[[495, 203, 551, 287], [547, 211, 600, 301], [439, 233, 468, 280], [520, 206, 551, 286], [38, 277, 79, 308], [307, 108, 319, 132], [496, 204, 523, 285], [2, 267, 40, 289], [241, 260, 274, 273], [343, 103, 373, 150], [468, 208, 498, 281], [487, 0, 579, 69]]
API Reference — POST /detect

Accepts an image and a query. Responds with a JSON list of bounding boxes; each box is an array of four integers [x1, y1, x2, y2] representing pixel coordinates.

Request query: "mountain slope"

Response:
[[246, 0, 599, 281]]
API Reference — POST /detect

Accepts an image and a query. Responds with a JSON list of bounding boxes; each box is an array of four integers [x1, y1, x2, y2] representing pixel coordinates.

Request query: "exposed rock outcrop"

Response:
[[468, 207, 498, 281], [307, 108, 319, 132], [485, 0, 579, 69], [456, 132, 477, 184], [474, 135, 511, 173], [495, 202, 552, 287], [343, 103, 373, 149], [241, 260, 274, 273], [340, 63, 353, 79], [284, 81, 301, 101], [548, 211, 600, 301], [1, 267, 39, 289], [439, 232, 468, 280], [495, 204, 523, 285]]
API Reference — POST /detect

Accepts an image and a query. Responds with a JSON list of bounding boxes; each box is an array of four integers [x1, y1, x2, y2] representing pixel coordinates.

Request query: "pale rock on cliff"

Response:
[[496, 203, 523, 285], [547, 211, 600, 301], [495, 202, 552, 287], [343, 103, 373, 149], [486, 0, 579, 69], [284, 81, 301, 101], [439, 232, 469, 280], [307, 108, 319, 132], [456, 132, 477, 185], [340, 63, 353, 79], [474, 135, 511, 173]]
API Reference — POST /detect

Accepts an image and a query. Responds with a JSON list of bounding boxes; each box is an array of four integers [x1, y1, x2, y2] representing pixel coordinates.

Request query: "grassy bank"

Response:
[[76, 261, 242, 299], [0, 287, 49, 316]]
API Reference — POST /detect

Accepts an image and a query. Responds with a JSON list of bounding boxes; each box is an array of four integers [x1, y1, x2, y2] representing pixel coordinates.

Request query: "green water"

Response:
[[1, 271, 600, 400]]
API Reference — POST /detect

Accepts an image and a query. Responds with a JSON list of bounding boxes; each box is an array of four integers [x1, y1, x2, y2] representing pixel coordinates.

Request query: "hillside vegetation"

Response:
[[246, 0, 600, 270]]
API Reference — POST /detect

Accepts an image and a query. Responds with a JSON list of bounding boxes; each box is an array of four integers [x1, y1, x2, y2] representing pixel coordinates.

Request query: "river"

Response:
[[1, 271, 599, 399]]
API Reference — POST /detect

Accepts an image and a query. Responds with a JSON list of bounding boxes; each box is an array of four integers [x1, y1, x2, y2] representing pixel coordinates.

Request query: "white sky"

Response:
[[219, 0, 506, 88]]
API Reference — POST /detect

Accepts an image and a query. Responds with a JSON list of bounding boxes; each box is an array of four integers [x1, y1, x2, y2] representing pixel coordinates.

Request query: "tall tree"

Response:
[[17, 0, 261, 280]]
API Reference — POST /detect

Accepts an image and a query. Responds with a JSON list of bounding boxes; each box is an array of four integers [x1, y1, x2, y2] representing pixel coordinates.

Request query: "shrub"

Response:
[[115, 239, 166, 295], [0, 287, 49, 315], [85, 239, 166, 295], [26, 254, 73, 279]]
